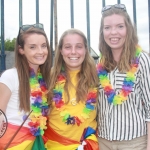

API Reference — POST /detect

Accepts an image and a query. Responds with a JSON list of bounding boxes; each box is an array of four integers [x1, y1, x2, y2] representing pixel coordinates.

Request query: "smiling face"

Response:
[[103, 14, 127, 53], [19, 33, 48, 72], [60, 34, 86, 71]]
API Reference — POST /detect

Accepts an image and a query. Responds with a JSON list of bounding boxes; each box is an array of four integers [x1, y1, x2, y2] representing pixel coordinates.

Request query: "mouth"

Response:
[[110, 38, 120, 43], [35, 56, 45, 60], [69, 57, 79, 60]]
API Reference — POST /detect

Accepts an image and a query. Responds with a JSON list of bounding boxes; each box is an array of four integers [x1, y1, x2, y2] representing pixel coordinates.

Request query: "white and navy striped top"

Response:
[[97, 52, 150, 141]]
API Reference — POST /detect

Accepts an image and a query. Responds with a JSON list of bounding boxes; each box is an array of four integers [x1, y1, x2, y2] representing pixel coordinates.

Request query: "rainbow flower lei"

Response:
[[53, 68, 97, 126], [97, 46, 142, 105], [24, 68, 49, 136]]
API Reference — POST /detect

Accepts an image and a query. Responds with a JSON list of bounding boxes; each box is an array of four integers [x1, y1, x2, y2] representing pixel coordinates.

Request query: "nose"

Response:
[[71, 47, 76, 54], [37, 47, 44, 53], [110, 27, 117, 34]]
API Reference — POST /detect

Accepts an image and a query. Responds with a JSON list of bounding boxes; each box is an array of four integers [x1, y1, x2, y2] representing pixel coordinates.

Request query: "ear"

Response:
[[18, 46, 24, 55]]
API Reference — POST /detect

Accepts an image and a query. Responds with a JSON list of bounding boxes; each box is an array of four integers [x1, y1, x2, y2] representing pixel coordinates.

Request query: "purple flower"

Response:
[[23, 115, 28, 121], [86, 99, 96, 103], [132, 58, 139, 64], [105, 89, 115, 96], [135, 58, 139, 64], [42, 107, 49, 116], [53, 93, 62, 101], [35, 96, 42, 103], [30, 127, 38, 136], [122, 85, 132, 92]]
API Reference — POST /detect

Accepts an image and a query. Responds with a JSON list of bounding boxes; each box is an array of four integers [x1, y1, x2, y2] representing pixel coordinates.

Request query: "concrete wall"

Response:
[[5, 51, 15, 69]]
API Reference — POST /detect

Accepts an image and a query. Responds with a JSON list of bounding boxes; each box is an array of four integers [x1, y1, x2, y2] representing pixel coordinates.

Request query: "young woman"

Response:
[[44, 28, 99, 150], [97, 4, 150, 150], [0, 23, 51, 150]]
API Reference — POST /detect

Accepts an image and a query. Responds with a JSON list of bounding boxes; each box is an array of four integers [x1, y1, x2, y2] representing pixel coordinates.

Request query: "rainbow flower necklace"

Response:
[[97, 46, 142, 105], [53, 68, 97, 126], [25, 68, 49, 136]]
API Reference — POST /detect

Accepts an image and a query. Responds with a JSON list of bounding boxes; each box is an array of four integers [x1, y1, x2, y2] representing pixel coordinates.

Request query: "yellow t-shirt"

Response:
[[48, 70, 97, 142]]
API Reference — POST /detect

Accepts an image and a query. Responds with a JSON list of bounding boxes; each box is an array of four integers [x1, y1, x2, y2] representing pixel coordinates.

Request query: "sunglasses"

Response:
[[17, 23, 44, 45], [101, 4, 126, 14]]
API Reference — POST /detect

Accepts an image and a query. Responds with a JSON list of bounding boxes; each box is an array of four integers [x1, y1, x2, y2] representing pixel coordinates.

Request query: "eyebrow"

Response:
[[104, 23, 125, 26], [27, 42, 47, 45], [63, 43, 83, 45]]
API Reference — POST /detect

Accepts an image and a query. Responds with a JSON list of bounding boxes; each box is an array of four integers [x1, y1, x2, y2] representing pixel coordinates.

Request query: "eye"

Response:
[[30, 45, 35, 49], [118, 24, 125, 29], [76, 45, 83, 49], [65, 46, 71, 49], [118, 25, 123, 28], [42, 44, 47, 48], [104, 26, 110, 30]]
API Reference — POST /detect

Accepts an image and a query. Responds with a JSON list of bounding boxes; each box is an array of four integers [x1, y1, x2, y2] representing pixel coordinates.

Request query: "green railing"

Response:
[[1, 0, 150, 72]]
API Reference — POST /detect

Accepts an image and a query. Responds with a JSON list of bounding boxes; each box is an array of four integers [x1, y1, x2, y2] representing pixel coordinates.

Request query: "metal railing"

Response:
[[0, 0, 150, 72]]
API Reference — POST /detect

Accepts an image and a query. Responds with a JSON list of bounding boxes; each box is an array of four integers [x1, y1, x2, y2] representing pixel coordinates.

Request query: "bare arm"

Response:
[[0, 83, 11, 112]]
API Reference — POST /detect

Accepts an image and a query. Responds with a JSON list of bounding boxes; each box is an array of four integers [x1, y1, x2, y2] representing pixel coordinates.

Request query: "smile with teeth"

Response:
[[69, 57, 78, 60], [110, 38, 120, 43], [111, 38, 119, 41], [35, 56, 45, 60]]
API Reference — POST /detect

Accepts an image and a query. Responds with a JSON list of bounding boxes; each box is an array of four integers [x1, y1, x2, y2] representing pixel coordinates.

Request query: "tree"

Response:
[[4, 38, 16, 51], [0, 37, 16, 51]]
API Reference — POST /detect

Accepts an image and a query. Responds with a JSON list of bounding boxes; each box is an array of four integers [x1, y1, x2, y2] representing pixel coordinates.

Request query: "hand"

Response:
[[77, 141, 86, 150]]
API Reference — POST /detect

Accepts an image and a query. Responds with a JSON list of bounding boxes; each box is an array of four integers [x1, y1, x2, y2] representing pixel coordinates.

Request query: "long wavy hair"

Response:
[[15, 27, 52, 112], [99, 5, 138, 72], [48, 28, 99, 103]]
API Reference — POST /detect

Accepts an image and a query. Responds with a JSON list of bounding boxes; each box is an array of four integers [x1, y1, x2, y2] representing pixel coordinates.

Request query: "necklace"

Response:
[[97, 46, 142, 105], [70, 98, 77, 106], [26, 68, 49, 136], [53, 69, 97, 126]]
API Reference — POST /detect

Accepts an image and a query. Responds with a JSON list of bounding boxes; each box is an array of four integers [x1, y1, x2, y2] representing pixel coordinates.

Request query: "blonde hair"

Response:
[[48, 28, 99, 103], [99, 6, 138, 72], [15, 27, 52, 112]]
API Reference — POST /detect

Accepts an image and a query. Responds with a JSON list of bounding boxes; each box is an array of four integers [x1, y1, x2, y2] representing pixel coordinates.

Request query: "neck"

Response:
[[111, 49, 123, 62], [34, 68, 38, 74], [31, 66, 39, 74]]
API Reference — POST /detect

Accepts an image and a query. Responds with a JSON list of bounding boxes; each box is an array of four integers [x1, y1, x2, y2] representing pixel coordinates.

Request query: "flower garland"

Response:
[[24, 68, 49, 136], [53, 68, 97, 126], [97, 46, 142, 105]]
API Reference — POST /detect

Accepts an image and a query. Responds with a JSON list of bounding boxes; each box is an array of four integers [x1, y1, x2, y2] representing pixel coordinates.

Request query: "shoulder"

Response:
[[139, 51, 150, 71], [139, 51, 150, 64], [0, 68, 18, 78], [0, 68, 18, 91], [140, 51, 149, 60]]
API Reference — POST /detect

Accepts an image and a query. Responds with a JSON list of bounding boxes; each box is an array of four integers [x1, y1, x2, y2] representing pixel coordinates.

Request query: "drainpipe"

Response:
[[0, 0, 6, 72]]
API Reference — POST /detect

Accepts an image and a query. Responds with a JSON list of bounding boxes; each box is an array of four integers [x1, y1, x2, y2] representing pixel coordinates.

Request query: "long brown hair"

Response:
[[15, 27, 52, 112], [49, 28, 99, 103], [99, 5, 138, 72]]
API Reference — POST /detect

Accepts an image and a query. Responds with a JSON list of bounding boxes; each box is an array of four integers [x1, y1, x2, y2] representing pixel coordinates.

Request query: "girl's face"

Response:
[[103, 14, 127, 53], [60, 34, 86, 71], [19, 33, 48, 72]]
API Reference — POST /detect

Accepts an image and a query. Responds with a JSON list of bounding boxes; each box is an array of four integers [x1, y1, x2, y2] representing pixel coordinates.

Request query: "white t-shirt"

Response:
[[0, 68, 30, 127]]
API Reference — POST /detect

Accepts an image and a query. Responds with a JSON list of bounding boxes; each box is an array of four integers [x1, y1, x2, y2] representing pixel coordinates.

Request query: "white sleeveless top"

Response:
[[0, 68, 30, 127]]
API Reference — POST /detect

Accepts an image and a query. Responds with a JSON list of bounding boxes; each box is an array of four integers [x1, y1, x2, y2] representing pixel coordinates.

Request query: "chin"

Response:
[[35, 62, 45, 65]]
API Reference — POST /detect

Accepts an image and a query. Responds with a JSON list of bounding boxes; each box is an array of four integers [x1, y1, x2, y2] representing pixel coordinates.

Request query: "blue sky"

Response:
[[0, 0, 149, 54]]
